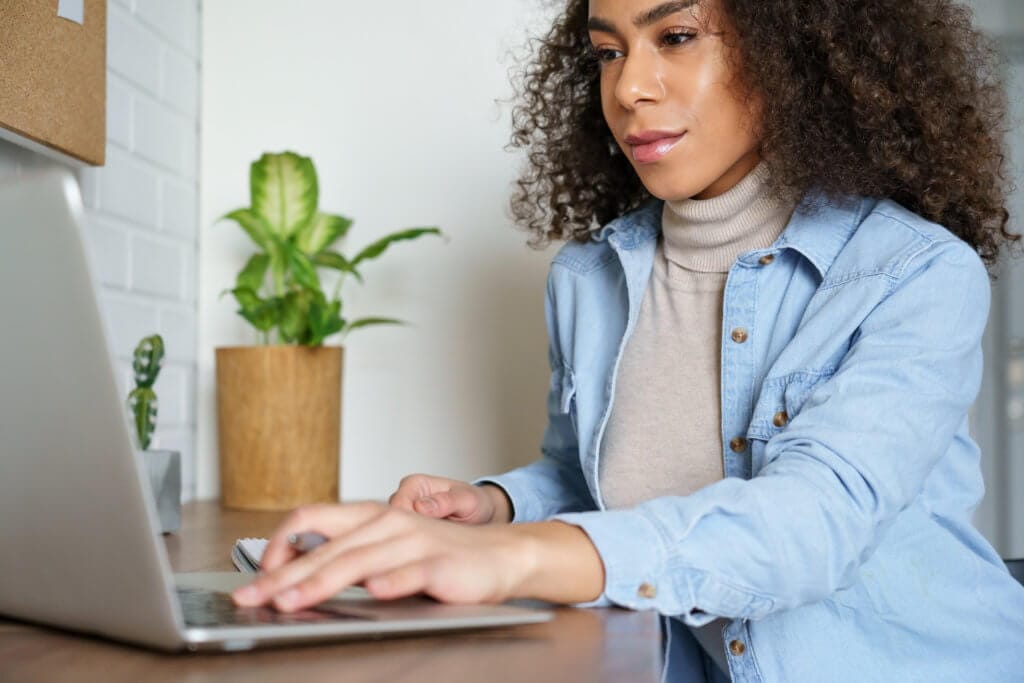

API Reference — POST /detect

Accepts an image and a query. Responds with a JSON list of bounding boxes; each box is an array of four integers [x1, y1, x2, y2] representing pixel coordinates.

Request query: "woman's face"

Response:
[[587, 0, 763, 200]]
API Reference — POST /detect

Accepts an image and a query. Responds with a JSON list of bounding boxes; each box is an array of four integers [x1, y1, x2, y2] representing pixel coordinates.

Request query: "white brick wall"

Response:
[[0, 0, 201, 500]]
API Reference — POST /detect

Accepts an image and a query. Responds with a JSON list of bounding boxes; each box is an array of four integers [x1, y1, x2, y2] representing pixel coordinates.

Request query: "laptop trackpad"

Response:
[[173, 572, 541, 622], [174, 572, 378, 601], [174, 572, 455, 621]]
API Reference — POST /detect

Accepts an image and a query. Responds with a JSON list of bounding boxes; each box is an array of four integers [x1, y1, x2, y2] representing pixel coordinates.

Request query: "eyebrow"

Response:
[[587, 1, 699, 34]]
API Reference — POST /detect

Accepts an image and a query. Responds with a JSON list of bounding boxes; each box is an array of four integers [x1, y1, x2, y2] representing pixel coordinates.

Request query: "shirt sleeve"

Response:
[[550, 239, 990, 625], [473, 265, 597, 524]]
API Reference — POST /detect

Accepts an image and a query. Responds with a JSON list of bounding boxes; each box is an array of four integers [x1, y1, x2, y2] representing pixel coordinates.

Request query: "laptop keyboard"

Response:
[[177, 588, 368, 628]]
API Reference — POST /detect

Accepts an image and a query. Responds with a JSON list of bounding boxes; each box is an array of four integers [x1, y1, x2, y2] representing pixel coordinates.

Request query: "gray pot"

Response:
[[136, 449, 181, 534]]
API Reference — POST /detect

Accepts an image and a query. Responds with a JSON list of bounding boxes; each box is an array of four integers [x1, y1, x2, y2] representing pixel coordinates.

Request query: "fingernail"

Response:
[[417, 496, 436, 512]]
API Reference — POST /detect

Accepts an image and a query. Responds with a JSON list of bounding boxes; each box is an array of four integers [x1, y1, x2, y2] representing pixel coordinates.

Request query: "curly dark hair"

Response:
[[508, 0, 1018, 268]]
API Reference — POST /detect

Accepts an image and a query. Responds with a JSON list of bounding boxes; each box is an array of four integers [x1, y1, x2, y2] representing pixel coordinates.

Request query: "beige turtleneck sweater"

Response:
[[596, 161, 795, 676]]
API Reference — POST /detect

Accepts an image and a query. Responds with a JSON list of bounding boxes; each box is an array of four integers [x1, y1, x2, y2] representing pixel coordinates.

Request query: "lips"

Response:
[[624, 130, 686, 164]]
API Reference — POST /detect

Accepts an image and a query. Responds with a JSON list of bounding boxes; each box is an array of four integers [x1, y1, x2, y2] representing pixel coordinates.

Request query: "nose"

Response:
[[613, 45, 664, 110]]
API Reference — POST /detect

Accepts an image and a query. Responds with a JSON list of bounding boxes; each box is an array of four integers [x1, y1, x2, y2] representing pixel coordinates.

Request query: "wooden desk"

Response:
[[0, 502, 662, 682]]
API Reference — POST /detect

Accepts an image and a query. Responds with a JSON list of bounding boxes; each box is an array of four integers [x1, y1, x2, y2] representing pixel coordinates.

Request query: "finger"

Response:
[[273, 533, 427, 612], [415, 488, 476, 521], [387, 490, 409, 510], [412, 495, 446, 517], [234, 505, 409, 606], [259, 501, 385, 572], [364, 560, 430, 600], [237, 512, 396, 606], [388, 474, 437, 511], [440, 487, 489, 523]]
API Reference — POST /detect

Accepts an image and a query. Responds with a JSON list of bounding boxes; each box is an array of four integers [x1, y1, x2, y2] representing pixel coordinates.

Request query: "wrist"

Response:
[[478, 483, 513, 524], [509, 521, 605, 604]]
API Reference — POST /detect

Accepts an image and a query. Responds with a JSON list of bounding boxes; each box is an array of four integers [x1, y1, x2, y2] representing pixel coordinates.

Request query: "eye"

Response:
[[661, 29, 696, 47], [590, 46, 624, 64]]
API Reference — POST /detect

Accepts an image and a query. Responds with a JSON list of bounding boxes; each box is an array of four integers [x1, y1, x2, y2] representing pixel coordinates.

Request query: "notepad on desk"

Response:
[[231, 537, 268, 573]]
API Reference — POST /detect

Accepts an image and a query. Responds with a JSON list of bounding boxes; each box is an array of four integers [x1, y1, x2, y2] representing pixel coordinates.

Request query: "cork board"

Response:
[[0, 0, 107, 166]]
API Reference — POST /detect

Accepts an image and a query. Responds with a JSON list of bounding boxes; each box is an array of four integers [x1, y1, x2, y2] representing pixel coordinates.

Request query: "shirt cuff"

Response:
[[471, 477, 521, 522], [472, 473, 544, 523], [550, 509, 721, 625]]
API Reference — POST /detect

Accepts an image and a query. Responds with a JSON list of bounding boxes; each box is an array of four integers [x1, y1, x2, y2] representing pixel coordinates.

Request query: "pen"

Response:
[[288, 531, 328, 553]]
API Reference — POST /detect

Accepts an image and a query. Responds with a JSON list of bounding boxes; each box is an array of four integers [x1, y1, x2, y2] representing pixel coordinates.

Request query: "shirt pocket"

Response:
[[747, 368, 837, 469]]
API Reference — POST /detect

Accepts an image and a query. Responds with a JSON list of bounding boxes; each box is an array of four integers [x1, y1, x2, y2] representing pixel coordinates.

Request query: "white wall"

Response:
[[963, 0, 1024, 35], [198, 1, 559, 501], [0, 0, 201, 500]]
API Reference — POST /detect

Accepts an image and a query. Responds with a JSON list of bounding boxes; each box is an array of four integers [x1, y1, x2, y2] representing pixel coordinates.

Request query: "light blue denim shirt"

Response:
[[476, 192, 1024, 682]]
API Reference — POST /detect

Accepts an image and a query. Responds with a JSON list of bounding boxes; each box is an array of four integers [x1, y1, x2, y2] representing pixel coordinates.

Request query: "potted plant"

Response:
[[127, 334, 181, 534], [216, 151, 441, 510]]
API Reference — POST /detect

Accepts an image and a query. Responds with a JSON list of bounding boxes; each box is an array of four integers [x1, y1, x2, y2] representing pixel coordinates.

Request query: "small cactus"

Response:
[[127, 334, 165, 450]]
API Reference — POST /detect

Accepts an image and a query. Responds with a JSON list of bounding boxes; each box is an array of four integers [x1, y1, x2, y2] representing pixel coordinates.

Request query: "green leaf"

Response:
[[131, 335, 164, 390], [269, 236, 288, 295], [127, 386, 157, 450], [286, 242, 321, 291], [241, 298, 282, 332], [322, 316, 344, 338], [236, 254, 270, 292], [350, 227, 442, 268], [250, 152, 319, 238], [279, 290, 314, 343], [307, 296, 345, 346], [231, 289, 279, 332], [296, 212, 353, 255], [314, 250, 364, 284], [222, 208, 274, 252], [344, 317, 408, 334], [230, 286, 263, 310]]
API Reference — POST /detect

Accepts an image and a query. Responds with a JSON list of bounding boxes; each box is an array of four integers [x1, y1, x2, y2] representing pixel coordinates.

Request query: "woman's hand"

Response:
[[230, 499, 607, 611], [388, 474, 512, 524], [230, 501, 534, 612]]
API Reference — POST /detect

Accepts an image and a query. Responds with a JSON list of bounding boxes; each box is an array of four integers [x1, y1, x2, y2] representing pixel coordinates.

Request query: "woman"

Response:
[[233, 1, 1024, 680]]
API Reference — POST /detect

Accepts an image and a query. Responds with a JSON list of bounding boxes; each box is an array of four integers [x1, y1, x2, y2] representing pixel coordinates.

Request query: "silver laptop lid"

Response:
[[0, 169, 184, 650]]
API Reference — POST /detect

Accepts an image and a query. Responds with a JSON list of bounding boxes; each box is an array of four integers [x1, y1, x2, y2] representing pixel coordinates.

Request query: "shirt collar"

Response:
[[592, 200, 662, 249], [593, 190, 874, 280], [772, 191, 874, 278]]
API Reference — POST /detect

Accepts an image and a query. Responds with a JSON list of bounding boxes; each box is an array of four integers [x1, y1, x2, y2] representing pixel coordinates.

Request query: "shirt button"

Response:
[[773, 410, 789, 428], [758, 254, 775, 266], [729, 639, 746, 656], [637, 582, 657, 599], [731, 328, 749, 344], [729, 436, 748, 453]]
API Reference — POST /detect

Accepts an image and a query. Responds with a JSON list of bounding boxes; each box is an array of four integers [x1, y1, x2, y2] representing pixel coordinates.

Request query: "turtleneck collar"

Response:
[[661, 161, 796, 273]]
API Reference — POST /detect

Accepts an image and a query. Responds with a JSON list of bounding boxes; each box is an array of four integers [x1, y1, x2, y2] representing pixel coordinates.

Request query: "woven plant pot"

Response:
[[216, 345, 342, 510]]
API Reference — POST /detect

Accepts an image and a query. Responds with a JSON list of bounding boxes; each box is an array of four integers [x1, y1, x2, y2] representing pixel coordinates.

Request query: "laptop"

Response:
[[0, 168, 553, 652]]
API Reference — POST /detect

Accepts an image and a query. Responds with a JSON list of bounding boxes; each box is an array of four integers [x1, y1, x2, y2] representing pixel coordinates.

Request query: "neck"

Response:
[[661, 161, 796, 273], [694, 152, 763, 200]]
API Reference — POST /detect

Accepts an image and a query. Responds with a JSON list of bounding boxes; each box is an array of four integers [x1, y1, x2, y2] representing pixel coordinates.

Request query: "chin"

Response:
[[633, 168, 703, 203]]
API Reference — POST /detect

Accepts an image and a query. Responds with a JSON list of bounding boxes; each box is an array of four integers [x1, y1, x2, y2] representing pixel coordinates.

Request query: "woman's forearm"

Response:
[[511, 521, 605, 604]]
